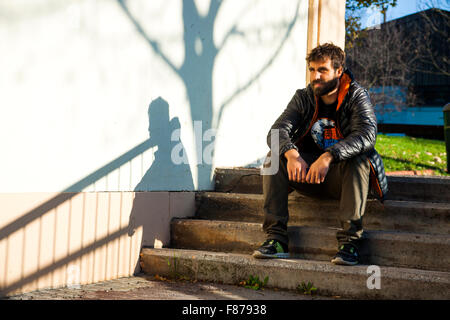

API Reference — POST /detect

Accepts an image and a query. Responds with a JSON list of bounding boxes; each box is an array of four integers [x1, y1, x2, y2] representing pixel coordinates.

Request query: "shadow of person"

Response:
[[128, 97, 194, 274], [134, 97, 194, 192]]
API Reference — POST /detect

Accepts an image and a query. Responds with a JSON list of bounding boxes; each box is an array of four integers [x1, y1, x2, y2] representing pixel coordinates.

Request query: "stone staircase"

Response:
[[140, 167, 450, 299]]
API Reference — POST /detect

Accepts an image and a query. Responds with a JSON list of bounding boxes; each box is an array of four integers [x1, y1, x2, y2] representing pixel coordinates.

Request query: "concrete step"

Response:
[[195, 192, 450, 235], [170, 219, 450, 272], [214, 167, 450, 203], [140, 248, 450, 299]]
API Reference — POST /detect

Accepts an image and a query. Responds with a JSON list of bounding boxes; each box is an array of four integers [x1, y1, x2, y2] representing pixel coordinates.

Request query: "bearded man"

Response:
[[253, 43, 388, 265]]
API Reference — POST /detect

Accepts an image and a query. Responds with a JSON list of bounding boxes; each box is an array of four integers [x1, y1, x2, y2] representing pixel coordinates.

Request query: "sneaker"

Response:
[[252, 239, 290, 259], [331, 243, 360, 266]]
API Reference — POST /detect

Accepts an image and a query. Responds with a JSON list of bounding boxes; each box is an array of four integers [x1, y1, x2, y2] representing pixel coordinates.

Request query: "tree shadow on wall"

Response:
[[117, 0, 301, 189]]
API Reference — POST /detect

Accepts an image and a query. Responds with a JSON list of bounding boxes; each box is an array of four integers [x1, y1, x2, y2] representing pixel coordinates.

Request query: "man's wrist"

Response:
[[284, 148, 300, 160], [321, 151, 334, 163]]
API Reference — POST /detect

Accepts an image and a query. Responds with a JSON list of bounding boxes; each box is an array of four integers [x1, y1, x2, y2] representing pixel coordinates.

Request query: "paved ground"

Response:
[[3, 274, 337, 300]]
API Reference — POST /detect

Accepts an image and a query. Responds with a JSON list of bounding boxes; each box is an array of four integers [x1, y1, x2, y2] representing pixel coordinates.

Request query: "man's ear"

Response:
[[337, 66, 343, 77]]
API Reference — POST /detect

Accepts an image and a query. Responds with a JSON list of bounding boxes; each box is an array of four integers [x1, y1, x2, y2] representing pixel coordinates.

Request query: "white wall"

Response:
[[0, 0, 308, 192]]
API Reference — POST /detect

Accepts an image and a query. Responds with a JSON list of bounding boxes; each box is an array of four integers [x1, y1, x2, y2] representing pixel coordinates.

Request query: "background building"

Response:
[[346, 8, 450, 139]]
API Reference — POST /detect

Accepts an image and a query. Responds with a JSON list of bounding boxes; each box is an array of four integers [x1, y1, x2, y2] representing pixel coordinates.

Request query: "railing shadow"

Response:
[[0, 97, 193, 296], [0, 224, 130, 296], [0, 139, 152, 244]]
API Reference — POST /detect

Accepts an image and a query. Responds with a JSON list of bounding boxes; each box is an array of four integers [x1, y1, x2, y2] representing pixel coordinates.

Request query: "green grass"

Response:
[[376, 134, 448, 176]]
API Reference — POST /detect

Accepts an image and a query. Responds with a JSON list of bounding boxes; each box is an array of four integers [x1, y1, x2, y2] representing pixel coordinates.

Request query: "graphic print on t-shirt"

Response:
[[310, 118, 342, 150]]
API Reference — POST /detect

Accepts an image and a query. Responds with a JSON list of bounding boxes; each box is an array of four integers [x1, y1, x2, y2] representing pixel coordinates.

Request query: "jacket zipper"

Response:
[[335, 104, 344, 139], [298, 95, 319, 142]]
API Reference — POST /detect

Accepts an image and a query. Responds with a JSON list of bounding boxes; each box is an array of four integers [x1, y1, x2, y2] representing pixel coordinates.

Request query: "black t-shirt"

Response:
[[298, 98, 342, 155]]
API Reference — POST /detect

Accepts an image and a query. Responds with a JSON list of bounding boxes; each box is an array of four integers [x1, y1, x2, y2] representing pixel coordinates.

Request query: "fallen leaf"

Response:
[[154, 274, 168, 282]]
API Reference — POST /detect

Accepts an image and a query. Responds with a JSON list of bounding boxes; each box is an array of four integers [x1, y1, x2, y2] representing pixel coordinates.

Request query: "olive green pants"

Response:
[[262, 150, 371, 249]]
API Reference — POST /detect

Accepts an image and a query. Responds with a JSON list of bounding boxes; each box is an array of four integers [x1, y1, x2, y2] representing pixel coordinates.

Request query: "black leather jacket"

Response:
[[267, 69, 388, 201]]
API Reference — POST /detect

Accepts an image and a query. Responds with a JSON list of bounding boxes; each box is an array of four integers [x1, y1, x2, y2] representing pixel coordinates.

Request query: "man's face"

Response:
[[309, 58, 342, 97]]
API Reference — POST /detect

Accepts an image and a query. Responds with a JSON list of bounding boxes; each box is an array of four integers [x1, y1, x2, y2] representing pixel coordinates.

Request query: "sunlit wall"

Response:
[[0, 0, 309, 192]]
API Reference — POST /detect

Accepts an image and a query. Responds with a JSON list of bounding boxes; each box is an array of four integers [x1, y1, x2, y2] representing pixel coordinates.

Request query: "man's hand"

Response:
[[284, 149, 309, 183], [306, 152, 334, 184]]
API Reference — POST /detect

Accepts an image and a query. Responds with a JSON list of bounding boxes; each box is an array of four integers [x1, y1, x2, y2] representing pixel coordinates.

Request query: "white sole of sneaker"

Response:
[[252, 251, 290, 259], [331, 256, 358, 266]]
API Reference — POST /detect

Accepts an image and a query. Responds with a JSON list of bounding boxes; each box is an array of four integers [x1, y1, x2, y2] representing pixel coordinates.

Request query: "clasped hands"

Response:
[[284, 149, 334, 184]]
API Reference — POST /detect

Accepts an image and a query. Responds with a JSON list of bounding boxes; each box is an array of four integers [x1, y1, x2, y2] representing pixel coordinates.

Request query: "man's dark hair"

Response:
[[306, 43, 345, 70]]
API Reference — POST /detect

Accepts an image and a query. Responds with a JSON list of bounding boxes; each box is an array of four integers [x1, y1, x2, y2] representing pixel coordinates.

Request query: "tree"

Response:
[[346, 19, 418, 113], [346, 0, 449, 111], [347, 0, 398, 23], [412, 1, 450, 77], [345, 0, 397, 49]]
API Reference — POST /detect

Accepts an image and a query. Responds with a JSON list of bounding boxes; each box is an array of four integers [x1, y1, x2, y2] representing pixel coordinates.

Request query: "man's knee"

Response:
[[342, 154, 370, 174]]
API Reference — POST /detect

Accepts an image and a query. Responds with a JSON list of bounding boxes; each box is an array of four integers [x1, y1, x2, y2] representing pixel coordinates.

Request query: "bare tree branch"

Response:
[[116, 0, 180, 76], [216, 1, 255, 52], [214, 0, 301, 128], [346, 20, 418, 110], [413, 5, 450, 76], [207, 0, 223, 24]]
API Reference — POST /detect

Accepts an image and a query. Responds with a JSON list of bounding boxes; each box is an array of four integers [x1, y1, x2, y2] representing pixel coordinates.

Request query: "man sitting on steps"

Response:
[[253, 43, 388, 266]]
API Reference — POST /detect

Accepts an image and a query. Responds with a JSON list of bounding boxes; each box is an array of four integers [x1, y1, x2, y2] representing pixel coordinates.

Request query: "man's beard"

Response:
[[312, 76, 339, 97]]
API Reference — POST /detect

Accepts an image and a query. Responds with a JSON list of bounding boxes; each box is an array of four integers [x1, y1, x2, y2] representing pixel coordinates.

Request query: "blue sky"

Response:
[[359, 0, 450, 28]]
